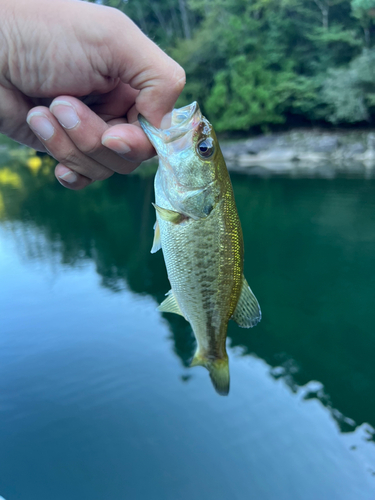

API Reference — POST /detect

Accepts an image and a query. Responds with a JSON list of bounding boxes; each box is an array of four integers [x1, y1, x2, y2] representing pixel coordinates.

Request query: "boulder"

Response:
[[298, 152, 327, 163], [245, 135, 278, 154], [311, 136, 339, 153], [237, 149, 297, 166], [221, 142, 249, 159], [344, 143, 365, 157]]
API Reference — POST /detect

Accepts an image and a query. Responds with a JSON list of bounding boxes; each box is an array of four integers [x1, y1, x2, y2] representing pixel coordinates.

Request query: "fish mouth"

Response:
[[139, 102, 203, 151]]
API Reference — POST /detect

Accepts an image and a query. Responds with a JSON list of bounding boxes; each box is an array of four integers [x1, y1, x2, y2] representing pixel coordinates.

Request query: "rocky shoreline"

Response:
[[220, 129, 375, 176]]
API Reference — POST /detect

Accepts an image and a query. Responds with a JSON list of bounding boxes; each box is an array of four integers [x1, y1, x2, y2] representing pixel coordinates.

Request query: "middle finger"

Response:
[[49, 96, 140, 175]]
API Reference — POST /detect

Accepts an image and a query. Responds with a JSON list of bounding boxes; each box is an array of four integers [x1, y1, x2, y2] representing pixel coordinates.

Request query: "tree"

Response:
[[351, 0, 375, 45], [84, 0, 375, 129], [322, 48, 375, 123]]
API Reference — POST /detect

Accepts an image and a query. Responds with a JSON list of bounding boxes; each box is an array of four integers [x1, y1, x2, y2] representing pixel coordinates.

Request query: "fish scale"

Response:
[[158, 192, 241, 355]]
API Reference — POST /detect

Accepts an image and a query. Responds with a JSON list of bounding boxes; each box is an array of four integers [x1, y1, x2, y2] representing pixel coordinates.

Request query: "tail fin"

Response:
[[191, 352, 230, 396]]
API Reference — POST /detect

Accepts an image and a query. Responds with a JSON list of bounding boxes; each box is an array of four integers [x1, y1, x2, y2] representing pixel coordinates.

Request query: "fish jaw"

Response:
[[140, 103, 221, 219], [138, 102, 215, 185], [138, 102, 202, 158], [139, 102, 201, 143]]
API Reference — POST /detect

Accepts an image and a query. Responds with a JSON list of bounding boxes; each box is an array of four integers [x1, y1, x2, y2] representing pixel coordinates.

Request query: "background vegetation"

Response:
[[88, 0, 375, 132]]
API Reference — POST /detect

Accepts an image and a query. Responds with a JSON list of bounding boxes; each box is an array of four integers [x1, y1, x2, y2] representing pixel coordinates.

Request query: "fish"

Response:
[[139, 102, 261, 396]]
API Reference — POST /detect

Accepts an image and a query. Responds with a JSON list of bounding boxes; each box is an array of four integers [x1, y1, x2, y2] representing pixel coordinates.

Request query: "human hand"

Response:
[[0, 0, 185, 189]]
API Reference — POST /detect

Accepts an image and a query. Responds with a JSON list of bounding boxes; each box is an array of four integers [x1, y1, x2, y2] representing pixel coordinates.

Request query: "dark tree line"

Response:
[[88, 0, 375, 132]]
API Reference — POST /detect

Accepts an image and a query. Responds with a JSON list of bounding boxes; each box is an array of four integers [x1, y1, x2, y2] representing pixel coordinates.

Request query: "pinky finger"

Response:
[[55, 164, 94, 190]]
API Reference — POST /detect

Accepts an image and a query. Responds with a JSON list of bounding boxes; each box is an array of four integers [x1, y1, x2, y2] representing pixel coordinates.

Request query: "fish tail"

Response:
[[191, 352, 230, 396]]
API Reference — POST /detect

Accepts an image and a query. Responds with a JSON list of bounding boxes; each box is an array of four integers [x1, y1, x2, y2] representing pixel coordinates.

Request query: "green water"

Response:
[[1, 150, 375, 499]]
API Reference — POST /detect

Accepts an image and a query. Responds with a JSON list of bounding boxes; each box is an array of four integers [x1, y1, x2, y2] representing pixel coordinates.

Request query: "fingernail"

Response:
[[27, 113, 55, 140], [160, 112, 172, 129], [50, 100, 80, 129], [58, 170, 78, 184], [102, 137, 131, 155]]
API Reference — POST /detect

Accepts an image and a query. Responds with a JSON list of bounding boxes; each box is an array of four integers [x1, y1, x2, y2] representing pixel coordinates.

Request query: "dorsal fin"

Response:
[[158, 290, 184, 317], [232, 275, 261, 328]]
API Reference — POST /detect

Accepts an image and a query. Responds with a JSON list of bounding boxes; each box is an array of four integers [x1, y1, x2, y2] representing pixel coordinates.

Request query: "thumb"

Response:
[[134, 61, 186, 128], [107, 10, 186, 127]]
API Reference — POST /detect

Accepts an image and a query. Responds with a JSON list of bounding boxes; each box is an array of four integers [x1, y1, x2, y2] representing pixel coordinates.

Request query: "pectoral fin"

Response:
[[158, 290, 184, 317], [232, 276, 261, 328], [152, 203, 185, 224], [151, 220, 161, 253]]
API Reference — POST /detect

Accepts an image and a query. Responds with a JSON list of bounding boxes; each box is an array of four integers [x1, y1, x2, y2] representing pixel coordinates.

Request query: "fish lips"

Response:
[[138, 102, 203, 156]]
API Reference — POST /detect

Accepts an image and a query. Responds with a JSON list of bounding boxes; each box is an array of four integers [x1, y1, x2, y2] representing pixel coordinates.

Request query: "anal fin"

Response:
[[232, 275, 261, 328], [158, 289, 184, 317]]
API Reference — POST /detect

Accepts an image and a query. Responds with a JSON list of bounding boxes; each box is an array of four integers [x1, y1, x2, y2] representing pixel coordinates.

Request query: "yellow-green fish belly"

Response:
[[158, 185, 243, 359]]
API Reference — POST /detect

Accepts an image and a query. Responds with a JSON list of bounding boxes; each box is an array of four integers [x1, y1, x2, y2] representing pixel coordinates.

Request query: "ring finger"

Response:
[[26, 106, 114, 188]]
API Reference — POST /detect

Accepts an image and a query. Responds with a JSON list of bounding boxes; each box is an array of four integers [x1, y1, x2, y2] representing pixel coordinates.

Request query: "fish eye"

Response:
[[197, 138, 214, 159]]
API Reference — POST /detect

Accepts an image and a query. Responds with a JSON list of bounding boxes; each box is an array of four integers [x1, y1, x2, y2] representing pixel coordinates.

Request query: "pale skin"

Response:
[[0, 0, 185, 189]]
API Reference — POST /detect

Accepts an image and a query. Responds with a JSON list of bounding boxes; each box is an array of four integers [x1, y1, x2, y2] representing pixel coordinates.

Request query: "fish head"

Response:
[[139, 102, 223, 218]]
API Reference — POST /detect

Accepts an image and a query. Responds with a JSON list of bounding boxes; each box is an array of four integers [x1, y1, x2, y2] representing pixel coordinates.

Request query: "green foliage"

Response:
[[205, 57, 288, 131], [352, 0, 375, 10], [322, 48, 375, 122], [86, 0, 375, 130], [276, 75, 323, 118], [322, 70, 368, 123]]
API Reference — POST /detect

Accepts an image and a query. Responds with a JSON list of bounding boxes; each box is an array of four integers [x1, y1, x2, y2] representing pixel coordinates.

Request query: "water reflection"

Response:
[[1, 143, 375, 438]]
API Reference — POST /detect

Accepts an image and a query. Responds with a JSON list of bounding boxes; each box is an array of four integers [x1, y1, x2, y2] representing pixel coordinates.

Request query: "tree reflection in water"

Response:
[[1, 146, 375, 438]]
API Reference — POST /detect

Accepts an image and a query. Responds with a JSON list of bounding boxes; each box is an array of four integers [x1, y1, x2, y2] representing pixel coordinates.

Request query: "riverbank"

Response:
[[2, 128, 375, 178], [220, 128, 375, 177]]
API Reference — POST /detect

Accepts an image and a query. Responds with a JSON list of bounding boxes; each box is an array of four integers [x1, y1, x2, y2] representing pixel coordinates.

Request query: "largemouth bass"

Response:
[[139, 102, 261, 395]]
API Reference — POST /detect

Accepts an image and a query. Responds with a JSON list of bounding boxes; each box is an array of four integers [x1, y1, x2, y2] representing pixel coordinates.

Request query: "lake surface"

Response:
[[1, 148, 375, 499]]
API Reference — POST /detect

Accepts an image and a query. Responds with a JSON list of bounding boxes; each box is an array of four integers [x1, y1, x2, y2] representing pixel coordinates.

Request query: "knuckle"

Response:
[[64, 127, 109, 159], [53, 149, 107, 180], [170, 65, 186, 94], [58, 150, 81, 166], [93, 169, 112, 182], [73, 181, 93, 191], [118, 161, 140, 175], [80, 140, 102, 157]]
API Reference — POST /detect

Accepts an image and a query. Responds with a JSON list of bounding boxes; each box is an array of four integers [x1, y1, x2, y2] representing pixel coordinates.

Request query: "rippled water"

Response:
[[1, 148, 375, 499]]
